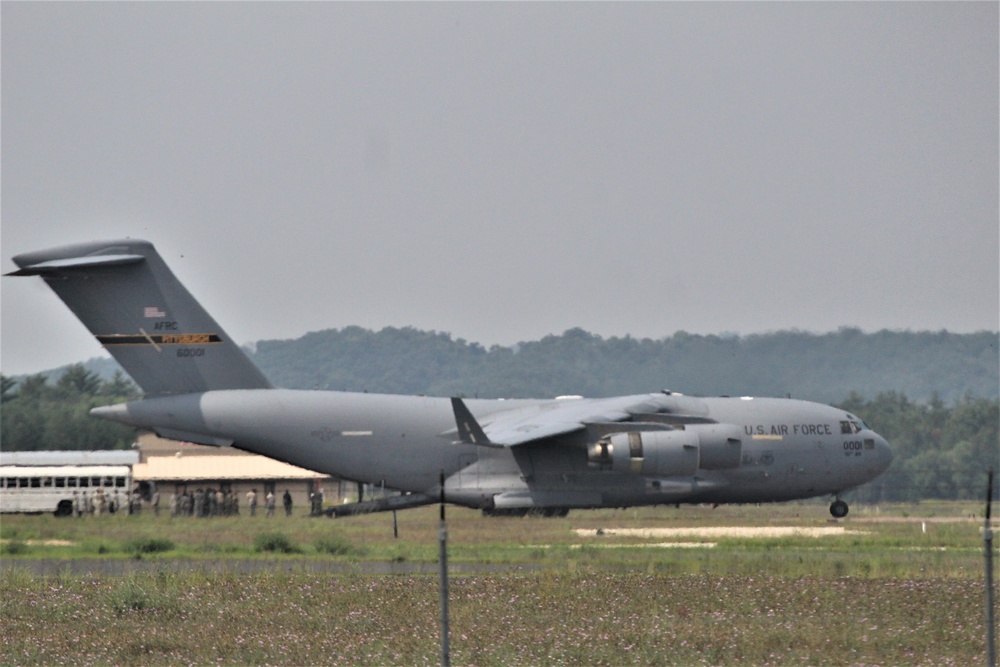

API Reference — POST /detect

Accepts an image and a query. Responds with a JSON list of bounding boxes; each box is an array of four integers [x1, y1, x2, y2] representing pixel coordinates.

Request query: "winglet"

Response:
[[451, 397, 491, 446]]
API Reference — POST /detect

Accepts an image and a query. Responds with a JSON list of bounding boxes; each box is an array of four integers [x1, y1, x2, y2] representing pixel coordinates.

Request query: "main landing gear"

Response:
[[829, 498, 849, 519]]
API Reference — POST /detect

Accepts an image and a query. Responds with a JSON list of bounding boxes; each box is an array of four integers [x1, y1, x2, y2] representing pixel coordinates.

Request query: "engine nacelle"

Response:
[[587, 425, 743, 475], [588, 430, 700, 477], [687, 424, 743, 470]]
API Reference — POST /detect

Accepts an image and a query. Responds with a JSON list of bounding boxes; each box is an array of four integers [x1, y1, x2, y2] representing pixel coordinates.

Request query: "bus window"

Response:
[[1, 478, 10, 488], [30, 478, 41, 488], [103, 476, 113, 487], [43, 477, 53, 488], [68, 477, 78, 488], [91, 477, 100, 487], [80, 477, 89, 488], [115, 477, 126, 488], [55, 478, 66, 488]]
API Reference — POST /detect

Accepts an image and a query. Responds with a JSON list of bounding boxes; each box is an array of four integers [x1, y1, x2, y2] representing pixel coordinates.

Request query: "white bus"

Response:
[[0, 465, 132, 517]]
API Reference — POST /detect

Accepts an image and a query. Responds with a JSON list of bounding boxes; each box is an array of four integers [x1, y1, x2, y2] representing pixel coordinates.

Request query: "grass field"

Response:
[[1, 501, 995, 665]]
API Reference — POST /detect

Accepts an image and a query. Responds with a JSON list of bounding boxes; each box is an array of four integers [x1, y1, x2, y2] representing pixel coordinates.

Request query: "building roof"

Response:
[[132, 454, 328, 482], [0, 450, 140, 466]]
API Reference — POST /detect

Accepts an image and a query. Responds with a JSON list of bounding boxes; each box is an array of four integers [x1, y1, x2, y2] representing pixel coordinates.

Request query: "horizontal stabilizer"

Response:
[[5, 254, 145, 276]]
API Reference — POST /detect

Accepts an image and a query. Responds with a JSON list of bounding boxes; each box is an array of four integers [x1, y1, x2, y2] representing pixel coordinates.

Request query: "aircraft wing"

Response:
[[450, 394, 678, 447]]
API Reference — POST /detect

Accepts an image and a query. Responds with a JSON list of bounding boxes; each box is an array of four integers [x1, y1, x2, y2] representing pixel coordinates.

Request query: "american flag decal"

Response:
[[144, 306, 166, 318]]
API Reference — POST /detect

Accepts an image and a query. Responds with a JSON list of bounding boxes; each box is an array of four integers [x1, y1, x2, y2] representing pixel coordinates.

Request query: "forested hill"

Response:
[[247, 327, 997, 404], [13, 327, 996, 405]]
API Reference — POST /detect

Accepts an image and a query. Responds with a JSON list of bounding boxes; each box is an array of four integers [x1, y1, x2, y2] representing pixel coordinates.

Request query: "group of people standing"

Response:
[[244, 488, 295, 517], [70, 486, 322, 518], [168, 488, 242, 517], [70, 488, 142, 516]]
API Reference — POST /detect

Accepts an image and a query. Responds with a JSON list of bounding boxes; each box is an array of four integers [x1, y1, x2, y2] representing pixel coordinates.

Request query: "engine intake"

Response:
[[588, 430, 699, 476]]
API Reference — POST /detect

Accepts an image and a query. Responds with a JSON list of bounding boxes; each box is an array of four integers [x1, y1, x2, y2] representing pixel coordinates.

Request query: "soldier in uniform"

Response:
[[247, 488, 257, 517]]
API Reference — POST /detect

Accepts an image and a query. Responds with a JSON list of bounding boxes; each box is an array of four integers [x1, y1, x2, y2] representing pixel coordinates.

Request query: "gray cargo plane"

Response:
[[9, 240, 892, 518]]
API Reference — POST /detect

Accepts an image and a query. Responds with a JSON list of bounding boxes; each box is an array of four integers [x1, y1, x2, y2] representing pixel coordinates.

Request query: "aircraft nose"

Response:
[[873, 434, 893, 473]]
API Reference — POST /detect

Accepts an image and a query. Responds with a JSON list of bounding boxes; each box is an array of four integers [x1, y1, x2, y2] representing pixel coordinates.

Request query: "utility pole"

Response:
[[985, 469, 995, 667], [438, 471, 451, 667]]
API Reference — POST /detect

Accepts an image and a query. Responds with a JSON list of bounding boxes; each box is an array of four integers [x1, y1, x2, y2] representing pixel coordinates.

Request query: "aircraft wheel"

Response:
[[829, 499, 849, 519]]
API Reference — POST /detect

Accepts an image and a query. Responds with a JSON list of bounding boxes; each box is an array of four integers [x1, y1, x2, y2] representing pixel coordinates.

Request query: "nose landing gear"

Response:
[[829, 498, 849, 519]]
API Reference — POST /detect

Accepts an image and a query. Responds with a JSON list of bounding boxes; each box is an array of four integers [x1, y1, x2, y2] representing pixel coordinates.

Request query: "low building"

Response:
[[2, 437, 352, 515], [131, 433, 344, 513]]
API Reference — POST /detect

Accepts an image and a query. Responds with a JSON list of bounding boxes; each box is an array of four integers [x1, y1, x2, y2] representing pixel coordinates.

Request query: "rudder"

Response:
[[8, 239, 272, 396]]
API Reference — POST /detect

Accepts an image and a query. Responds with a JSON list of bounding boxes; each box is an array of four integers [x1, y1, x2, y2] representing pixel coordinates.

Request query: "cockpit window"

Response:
[[840, 420, 863, 434]]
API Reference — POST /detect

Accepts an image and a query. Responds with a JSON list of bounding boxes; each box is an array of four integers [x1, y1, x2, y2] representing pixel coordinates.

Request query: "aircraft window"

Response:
[[841, 421, 863, 434]]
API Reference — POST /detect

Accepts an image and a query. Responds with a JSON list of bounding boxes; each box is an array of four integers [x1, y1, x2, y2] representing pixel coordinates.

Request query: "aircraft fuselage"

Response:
[[94, 389, 893, 511]]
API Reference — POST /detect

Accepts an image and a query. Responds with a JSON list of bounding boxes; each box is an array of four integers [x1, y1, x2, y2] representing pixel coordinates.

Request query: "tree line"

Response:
[[248, 326, 997, 404], [1, 366, 139, 452]]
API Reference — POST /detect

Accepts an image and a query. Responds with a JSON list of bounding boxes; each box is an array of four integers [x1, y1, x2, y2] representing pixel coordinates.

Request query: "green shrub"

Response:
[[125, 537, 175, 555], [0, 540, 29, 556], [253, 532, 301, 554], [313, 534, 354, 555], [105, 578, 181, 617]]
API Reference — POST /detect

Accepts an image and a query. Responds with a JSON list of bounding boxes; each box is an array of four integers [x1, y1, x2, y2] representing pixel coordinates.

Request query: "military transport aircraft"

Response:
[[8, 240, 893, 518]]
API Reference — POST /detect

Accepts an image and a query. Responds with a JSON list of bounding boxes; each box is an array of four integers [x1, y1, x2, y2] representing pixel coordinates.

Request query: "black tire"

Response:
[[54, 500, 74, 517], [830, 499, 849, 519]]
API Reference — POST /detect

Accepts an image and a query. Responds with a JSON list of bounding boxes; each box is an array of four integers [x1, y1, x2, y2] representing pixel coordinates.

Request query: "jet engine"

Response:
[[689, 424, 743, 470], [587, 424, 742, 476], [588, 430, 699, 476]]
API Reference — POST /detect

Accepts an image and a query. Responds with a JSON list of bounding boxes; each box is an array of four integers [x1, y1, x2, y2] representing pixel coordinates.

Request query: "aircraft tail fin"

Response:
[[8, 239, 272, 396]]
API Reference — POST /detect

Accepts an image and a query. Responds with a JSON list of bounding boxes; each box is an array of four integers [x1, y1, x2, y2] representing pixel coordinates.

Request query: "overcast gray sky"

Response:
[[2, 2, 997, 376]]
